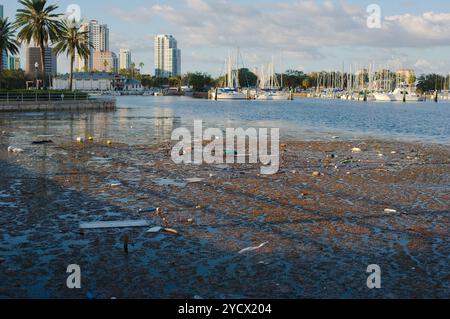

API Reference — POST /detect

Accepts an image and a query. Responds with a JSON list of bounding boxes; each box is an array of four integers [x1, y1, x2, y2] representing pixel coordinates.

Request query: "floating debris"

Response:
[[156, 207, 163, 214], [185, 178, 205, 183], [76, 137, 84, 143], [88, 136, 94, 141], [352, 147, 362, 153], [332, 136, 340, 139], [107, 140, 112, 145], [1, 131, 6, 135], [79, 220, 151, 229], [139, 207, 157, 213], [384, 208, 398, 214], [164, 228, 179, 235], [147, 226, 163, 233], [7, 146, 24, 154], [239, 242, 269, 254], [187, 218, 194, 223], [312, 171, 321, 177], [110, 183, 121, 187], [32, 140, 53, 145]]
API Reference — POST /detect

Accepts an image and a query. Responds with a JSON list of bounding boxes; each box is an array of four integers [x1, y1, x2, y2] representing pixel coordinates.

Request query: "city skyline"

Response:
[[2, 0, 450, 76]]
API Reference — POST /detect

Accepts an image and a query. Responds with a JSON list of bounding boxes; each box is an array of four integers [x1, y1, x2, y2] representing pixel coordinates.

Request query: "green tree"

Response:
[[15, 0, 63, 89], [238, 68, 257, 87], [302, 78, 311, 89], [0, 17, 20, 73], [53, 19, 90, 91], [187, 72, 213, 92]]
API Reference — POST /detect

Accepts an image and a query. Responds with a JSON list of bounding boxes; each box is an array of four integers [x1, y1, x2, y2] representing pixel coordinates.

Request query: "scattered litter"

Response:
[[312, 171, 321, 177], [185, 178, 205, 183], [195, 205, 201, 209], [7, 146, 24, 154], [110, 183, 121, 187], [146, 226, 163, 233], [239, 242, 269, 254], [1, 131, 6, 135], [384, 208, 398, 214], [76, 137, 84, 143], [107, 140, 112, 145], [187, 218, 193, 223], [164, 228, 179, 235], [139, 207, 157, 213], [281, 143, 287, 148], [391, 151, 397, 154], [88, 136, 94, 141], [156, 207, 163, 214], [209, 173, 214, 178], [332, 136, 340, 139], [378, 154, 384, 157], [224, 149, 238, 155], [79, 220, 151, 229], [32, 140, 53, 145], [352, 147, 362, 153]]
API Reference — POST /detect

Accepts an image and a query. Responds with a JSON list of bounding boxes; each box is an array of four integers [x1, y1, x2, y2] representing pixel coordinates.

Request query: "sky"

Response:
[[2, 0, 450, 76]]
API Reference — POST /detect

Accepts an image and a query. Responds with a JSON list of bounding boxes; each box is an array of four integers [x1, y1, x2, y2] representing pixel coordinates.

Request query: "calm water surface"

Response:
[[1, 96, 449, 146]]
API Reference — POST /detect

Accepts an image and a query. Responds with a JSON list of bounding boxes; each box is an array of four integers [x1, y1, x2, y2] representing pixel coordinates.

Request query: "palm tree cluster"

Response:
[[0, 0, 91, 90]]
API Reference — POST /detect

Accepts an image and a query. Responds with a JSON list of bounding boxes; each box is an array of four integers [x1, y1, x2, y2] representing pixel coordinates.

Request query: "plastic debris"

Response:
[[7, 146, 24, 154], [187, 219, 193, 223], [79, 220, 151, 229], [185, 178, 205, 183], [156, 207, 163, 214], [139, 207, 157, 213], [164, 228, 179, 235], [146, 226, 163, 233], [110, 183, 121, 187], [1, 131, 6, 135], [332, 136, 340, 139], [239, 242, 269, 254], [352, 147, 362, 153], [107, 140, 112, 145], [391, 151, 397, 154], [32, 140, 53, 145], [88, 136, 94, 141], [76, 137, 84, 143], [384, 208, 398, 213], [312, 171, 321, 177]]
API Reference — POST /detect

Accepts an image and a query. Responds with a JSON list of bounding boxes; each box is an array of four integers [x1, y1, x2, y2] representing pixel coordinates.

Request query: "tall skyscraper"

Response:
[[1, 4, 8, 70], [25, 47, 57, 76], [75, 20, 109, 71], [154, 35, 181, 77], [93, 51, 118, 73], [119, 49, 132, 70]]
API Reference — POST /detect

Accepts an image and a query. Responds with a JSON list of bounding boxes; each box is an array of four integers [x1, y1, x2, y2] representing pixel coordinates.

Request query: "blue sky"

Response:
[[2, 0, 450, 76]]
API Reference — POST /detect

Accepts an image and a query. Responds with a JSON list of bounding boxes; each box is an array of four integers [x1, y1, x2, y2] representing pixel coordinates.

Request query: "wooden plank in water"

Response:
[[80, 220, 151, 229]]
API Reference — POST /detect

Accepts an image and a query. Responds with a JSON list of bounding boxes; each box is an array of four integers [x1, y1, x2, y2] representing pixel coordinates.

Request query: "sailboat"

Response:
[[211, 53, 247, 100], [256, 59, 290, 100]]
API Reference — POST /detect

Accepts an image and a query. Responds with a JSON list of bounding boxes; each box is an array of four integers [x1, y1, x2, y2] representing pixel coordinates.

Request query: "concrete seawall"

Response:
[[0, 99, 116, 112]]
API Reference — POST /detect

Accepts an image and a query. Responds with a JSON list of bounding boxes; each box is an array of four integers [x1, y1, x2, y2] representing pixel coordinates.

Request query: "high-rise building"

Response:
[[1, 4, 8, 70], [119, 49, 132, 70], [25, 47, 57, 76], [154, 35, 181, 77], [93, 51, 118, 73], [75, 20, 109, 71], [8, 56, 21, 70]]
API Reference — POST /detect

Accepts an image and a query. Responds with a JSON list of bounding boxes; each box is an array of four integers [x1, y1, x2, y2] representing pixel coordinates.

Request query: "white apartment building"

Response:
[[119, 49, 132, 70], [154, 35, 181, 77], [75, 20, 109, 71]]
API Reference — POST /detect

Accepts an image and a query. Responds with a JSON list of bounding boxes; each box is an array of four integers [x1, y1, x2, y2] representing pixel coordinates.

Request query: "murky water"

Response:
[[0, 97, 449, 299], [0, 96, 449, 149]]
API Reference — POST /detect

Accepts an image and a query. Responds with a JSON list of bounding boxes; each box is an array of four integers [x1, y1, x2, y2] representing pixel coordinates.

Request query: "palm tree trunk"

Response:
[[39, 43, 46, 89], [70, 54, 74, 91]]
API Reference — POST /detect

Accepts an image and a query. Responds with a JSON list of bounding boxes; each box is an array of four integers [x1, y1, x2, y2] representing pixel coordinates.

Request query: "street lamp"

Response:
[[35, 62, 39, 90]]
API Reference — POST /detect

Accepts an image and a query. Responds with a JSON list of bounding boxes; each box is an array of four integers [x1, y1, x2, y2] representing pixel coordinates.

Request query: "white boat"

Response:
[[391, 87, 421, 102], [211, 88, 247, 100], [211, 52, 246, 100], [256, 90, 290, 100], [373, 92, 395, 101], [255, 59, 291, 101]]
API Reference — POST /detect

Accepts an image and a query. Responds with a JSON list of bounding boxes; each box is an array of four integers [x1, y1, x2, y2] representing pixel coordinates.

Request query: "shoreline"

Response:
[[0, 137, 448, 298]]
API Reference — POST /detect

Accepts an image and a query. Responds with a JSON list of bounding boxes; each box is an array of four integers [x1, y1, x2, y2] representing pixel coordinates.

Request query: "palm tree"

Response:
[[14, 0, 63, 89], [130, 62, 136, 78], [139, 62, 144, 72], [0, 17, 20, 73], [53, 19, 90, 91]]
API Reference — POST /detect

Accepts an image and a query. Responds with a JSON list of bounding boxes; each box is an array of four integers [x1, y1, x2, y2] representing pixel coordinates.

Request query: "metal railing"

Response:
[[0, 92, 90, 104]]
